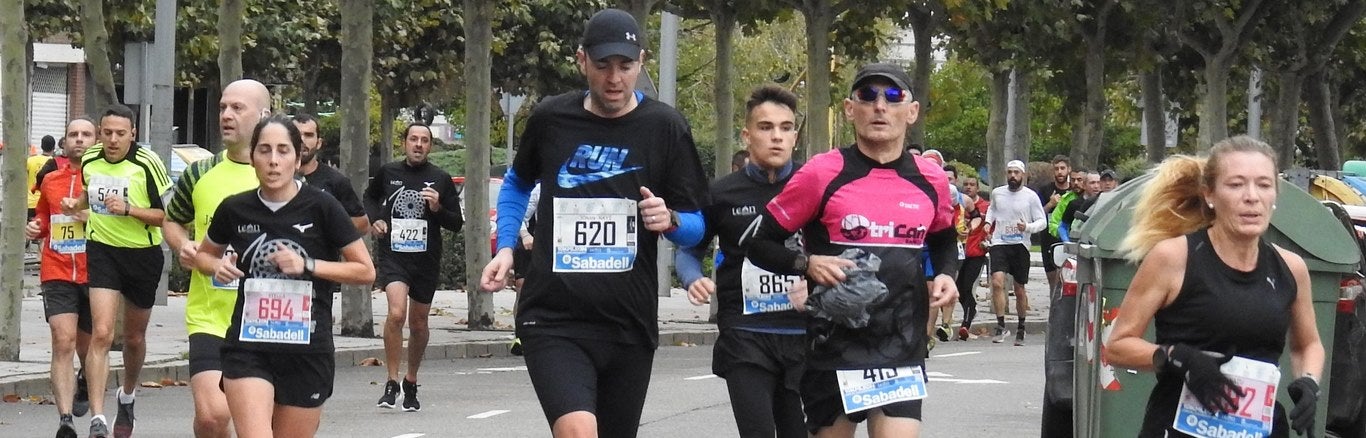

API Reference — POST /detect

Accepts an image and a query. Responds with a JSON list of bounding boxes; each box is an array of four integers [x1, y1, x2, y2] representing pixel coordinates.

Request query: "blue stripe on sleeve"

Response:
[[664, 210, 704, 248], [496, 168, 535, 252]]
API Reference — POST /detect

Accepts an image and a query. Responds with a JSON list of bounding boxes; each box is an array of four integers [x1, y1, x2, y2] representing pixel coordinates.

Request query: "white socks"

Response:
[[117, 388, 135, 404]]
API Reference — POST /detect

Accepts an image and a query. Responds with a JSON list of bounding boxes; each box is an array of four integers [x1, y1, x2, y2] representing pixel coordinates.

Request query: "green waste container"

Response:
[[1067, 176, 1360, 438]]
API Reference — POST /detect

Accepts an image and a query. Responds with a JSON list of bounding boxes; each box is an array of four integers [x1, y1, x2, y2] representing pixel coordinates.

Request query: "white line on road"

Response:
[[390, 434, 426, 438], [476, 366, 528, 372], [467, 409, 511, 419], [926, 371, 954, 378], [932, 377, 1008, 384], [684, 374, 718, 381], [932, 351, 982, 358]]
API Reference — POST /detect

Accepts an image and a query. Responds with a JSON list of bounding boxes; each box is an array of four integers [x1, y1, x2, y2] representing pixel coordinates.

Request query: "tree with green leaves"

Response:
[[79, 0, 119, 110], [1172, 0, 1272, 149]]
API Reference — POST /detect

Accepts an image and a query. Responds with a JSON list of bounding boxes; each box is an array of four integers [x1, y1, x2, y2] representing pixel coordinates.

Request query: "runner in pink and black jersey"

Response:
[[743, 63, 960, 438]]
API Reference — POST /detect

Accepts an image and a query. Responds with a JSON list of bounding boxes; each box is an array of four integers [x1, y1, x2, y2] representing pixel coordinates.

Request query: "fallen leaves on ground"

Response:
[[359, 357, 384, 366], [140, 381, 163, 388], [2, 394, 18, 403], [675, 341, 696, 347]]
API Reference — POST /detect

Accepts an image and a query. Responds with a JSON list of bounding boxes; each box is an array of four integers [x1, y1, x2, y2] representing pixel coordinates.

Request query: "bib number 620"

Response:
[[574, 220, 616, 246]]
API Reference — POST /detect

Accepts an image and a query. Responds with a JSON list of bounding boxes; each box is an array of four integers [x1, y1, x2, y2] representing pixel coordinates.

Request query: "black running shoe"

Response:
[[56, 414, 77, 438], [113, 398, 134, 438], [72, 369, 89, 417], [935, 325, 951, 342], [1014, 329, 1026, 346], [402, 379, 421, 412], [377, 380, 400, 409]]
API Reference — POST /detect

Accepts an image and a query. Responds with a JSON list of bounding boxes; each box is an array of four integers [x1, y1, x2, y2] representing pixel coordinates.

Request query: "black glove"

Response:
[[1287, 376, 1319, 437], [1166, 344, 1242, 414]]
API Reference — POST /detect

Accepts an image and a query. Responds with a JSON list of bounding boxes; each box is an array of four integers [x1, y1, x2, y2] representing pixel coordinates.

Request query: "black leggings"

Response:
[[724, 364, 806, 438], [956, 256, 987, 327]]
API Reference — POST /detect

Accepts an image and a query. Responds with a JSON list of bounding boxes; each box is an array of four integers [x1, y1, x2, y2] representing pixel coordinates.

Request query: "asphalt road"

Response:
[[0, 339, 1045, 437]]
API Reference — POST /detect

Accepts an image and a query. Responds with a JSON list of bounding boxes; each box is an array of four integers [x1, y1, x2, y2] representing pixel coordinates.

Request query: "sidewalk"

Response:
[[0, 253, 1056, 398]]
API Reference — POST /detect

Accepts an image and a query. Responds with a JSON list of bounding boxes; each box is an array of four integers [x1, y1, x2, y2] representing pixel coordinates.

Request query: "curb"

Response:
[[0, 331, 721, 399]]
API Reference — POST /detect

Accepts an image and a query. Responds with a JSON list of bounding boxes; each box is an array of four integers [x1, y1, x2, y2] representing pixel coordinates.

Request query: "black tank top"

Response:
[[1139, 228, 1297, 437]]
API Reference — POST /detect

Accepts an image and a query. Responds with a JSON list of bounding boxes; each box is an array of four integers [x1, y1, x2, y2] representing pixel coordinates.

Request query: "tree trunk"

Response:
[[338, 0, 375, 338], [801, 6, 834, 160], [712, 7, 736, 179], [216, 0, 244, 85], [1198, 58, 1231, 150], [617, 0, 659, 97], [985, 69, 1010, 186], [908, 8, 934, 147], [1266, 69, 1301, 169], [0, 0, 29, 360], [1079, 34, 1106, 170], [1306, 69, 1340, 169], [1141, 68, 1166, 164], [1007, 69, 1032, 162], [80, 0, 119, 110], [463, 0, 495, 330], [380, 95, 396, 158]]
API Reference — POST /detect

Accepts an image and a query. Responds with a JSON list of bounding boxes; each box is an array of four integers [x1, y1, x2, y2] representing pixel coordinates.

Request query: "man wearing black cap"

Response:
[[479, 8, 710, 438], [744, 63, 959, 438], [1099, 169, 1118, 192]]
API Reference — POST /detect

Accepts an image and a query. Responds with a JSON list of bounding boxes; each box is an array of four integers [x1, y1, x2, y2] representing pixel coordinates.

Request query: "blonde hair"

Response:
[[1118, 135, 1277, 261]]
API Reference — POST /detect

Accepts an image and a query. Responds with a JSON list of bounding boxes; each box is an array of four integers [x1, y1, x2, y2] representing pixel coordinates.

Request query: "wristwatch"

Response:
[[1151, 344, 1169, 371], [303, 257, 317, 276], [792, 254, 809, 276]]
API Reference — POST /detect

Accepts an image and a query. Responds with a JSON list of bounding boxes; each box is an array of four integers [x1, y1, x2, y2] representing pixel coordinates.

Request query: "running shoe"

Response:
[[56, 414, 76, 438], [377, 380, 400, 408], [992, 326, 1011, 344], [113, 398, 134, 438], [402, 379, 421, 412], [510, 337, 523, 356], [89, 417, 109, 438], [72, 369, 89, 417], [1014, 329, 1026, 346], [935, 325, 950, 342], [957, 326, 970, 341]]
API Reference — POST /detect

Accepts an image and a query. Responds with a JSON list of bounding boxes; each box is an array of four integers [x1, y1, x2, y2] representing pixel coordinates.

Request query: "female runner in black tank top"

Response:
[[1106, 136, 1324, 437]]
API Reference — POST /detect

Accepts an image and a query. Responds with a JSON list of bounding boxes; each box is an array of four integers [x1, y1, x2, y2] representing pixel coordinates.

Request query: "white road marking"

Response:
[[926, 371, 954, 378], [476, 366, 528, 372], [467, 409, 511, 419], [931, 377, 1008, 384], [390, 434, 426, 438], [932, 351, 981, 358], [684, 374, 718, 381]]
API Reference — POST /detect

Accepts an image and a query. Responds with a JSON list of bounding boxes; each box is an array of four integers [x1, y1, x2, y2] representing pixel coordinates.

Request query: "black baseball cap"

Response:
[[1100, 169, 1117, 180], [851, 63, 913, 94], [582, 9, 642, 62]]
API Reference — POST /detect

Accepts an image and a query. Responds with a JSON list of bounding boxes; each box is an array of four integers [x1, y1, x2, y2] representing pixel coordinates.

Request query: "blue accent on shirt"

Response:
[[735, 326, 807, 336], [496, 168, 535, 252], [674, 244, 706, 289]]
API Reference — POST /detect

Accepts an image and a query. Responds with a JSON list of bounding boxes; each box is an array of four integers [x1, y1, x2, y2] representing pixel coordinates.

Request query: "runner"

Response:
[[365, 123, 463, 412], [293, 113, 369, 233], [478, 8, 710, 437], [1107, 137, 1322, 437], [985, 160, 1046, 346], [163, 79, 270, 438], [27, 119, 95, 438], [743, 63, 959, 438], [955, 176, 991, 341], [1034, 155, 1071, 296], [29, 135, 58, 219], [1047, 167, 1085, 243], [1057, 171, 1100, 242], [60, 104, 173, 438], [193, 115, 374, 438], [920, 150, 965, 345], [676, 85, 805, 438]]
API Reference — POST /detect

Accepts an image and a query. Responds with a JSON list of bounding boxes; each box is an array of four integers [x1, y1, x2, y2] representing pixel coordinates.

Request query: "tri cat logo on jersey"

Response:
[[557, 144, 643, 188]]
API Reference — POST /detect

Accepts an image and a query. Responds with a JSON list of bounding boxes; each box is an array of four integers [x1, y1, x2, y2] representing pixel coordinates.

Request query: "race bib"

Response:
[[552, 198, 638, 273], [1000, 231, 1026, 245], [956, 241, 966, 260], [390, 218, 429, 252], [210, 247, 240, 289], [239, 278, 312, 345], [837, 366, 927, 414], [1173, 356, 1280, 438], [740, 258, 799, 314], [86, 175, 130, 215], [48, 214, 86, 254]]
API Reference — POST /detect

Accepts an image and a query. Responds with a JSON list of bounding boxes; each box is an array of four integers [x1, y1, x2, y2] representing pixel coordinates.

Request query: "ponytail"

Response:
[[1118, 155, 1212, 262]]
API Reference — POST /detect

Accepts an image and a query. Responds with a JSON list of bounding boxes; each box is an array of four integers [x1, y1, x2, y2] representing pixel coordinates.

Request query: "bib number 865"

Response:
[[574, 221, 616, 246], [756, 275, 789, 294]]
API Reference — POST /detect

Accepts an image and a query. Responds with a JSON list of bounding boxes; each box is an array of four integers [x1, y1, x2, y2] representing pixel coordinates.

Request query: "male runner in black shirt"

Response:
[[293, 113, 368, 234], [365, 123, 463, 412], [479, 8, 709, 438]]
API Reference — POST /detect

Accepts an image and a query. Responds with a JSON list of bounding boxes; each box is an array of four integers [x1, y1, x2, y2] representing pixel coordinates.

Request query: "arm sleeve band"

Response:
[[496, 168, 535, 252], [663, 210, 705, 247], [674, 244, 707, 289]]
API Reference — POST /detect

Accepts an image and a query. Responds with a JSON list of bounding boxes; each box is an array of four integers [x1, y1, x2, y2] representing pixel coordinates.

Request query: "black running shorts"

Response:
[[40, 281, 92, 333], [378, 254, 438, 305], [989, 244, 1031, 285], [800, 368, 924, 433], [188, 333, 224, 376], [521, 334, 654, 435], [712, 328, 805, 392], [221, 346, 334, 408], [86, 241, 163, 309]]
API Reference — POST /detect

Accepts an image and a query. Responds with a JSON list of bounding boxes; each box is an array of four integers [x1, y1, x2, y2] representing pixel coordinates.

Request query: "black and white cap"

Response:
[[582, 9, 642, 61]]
